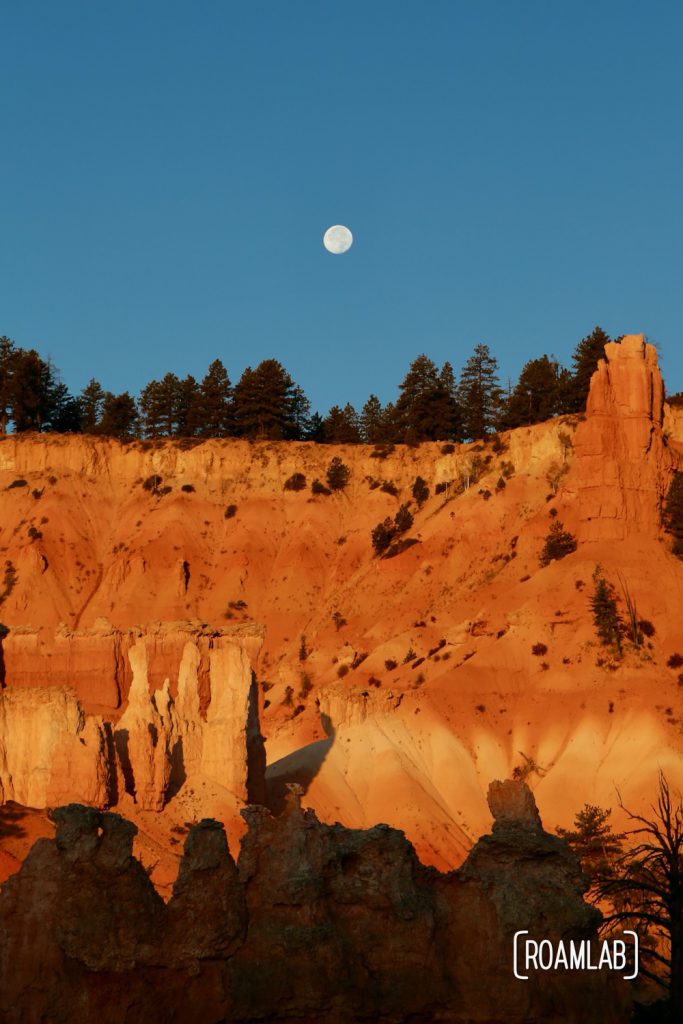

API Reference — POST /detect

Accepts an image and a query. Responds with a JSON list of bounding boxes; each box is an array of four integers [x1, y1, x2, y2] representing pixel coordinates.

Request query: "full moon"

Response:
[[323, 224, 353, 254]]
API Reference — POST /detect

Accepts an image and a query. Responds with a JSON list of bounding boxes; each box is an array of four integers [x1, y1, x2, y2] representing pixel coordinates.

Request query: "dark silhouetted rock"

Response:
[[0, 782, 631, 1023]]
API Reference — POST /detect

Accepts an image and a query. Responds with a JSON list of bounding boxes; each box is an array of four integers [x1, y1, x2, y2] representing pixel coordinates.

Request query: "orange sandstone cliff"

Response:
[[0, 333, 681, 882]]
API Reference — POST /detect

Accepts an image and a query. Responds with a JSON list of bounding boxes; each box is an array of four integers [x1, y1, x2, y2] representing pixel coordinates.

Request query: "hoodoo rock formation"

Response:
[[115, 641, 178, 812], [574, 333, 676, 539], [0, 782, 630, 1024], [0, 686, 108, 807], [0, 623, 265, 820]]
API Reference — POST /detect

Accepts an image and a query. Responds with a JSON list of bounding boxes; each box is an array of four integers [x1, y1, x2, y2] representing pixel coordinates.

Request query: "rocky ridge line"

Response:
[[0, 780, 630, 1024]]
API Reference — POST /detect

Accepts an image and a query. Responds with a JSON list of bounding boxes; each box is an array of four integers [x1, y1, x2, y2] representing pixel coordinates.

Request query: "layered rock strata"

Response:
[[0, 782, 630, 1023], [0, 623, 264, 813], [0, 618, 264, 712]]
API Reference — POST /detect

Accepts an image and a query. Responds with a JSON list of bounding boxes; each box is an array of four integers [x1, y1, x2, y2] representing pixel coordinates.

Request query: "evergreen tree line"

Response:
[[0, 326, 636, 443]]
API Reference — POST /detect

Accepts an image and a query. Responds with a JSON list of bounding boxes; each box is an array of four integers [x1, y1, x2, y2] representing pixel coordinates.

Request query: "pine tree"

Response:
[[360, 394, 389, 443], [45, 381, 82, 432], [198, 359, 233, 437], [557, 805, 625, 887], [139, 373, 182, 437], [233, 359, 303, 439], [590, 566, 622, 654], [305, 411, 325, 442], [412, 476, 429, 506], [39, 359, 82, 432], [175, 375, 201, 437], [395, 355, 440, 442], [379, 402, 400, 443], [457, 343, 502, 440], [138, 378, 164, 437], [9, 349, 53, 432], [432, 361, 461, 441], [79, 379, 105, 433], [322, 404, 361, 443], [290, 385, 312, 440], [501, 355, 571, 428], [539, 520, 578, 566], [99, 392, 139, 439], [393, 355, 460, 442], [0, 337, 17, 434], [158, 372, 183, 435], [568, 326, 613, 412], [326, 456, 351, 490]]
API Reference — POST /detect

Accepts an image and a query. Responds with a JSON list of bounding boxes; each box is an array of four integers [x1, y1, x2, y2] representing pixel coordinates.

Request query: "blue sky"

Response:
[[2, 1, 682, 412]]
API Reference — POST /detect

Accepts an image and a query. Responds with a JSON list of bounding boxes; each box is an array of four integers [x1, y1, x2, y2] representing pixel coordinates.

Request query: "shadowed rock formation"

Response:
[[0, 782, 630, 1023], [115, 640, 179, 811]]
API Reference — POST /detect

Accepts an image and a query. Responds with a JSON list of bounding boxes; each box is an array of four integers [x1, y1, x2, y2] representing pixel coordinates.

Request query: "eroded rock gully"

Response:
[[0, 781, 629, 1024]]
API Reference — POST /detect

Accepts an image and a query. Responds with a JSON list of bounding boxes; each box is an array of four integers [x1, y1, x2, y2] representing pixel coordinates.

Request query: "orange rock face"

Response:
[[0, 687, 88, 806], [0, 335, 681, 878], [0, 618, 263, 713], [0, 785, 630, 1023], [0, 623, 265, 832], [574, 333, 675, 539]]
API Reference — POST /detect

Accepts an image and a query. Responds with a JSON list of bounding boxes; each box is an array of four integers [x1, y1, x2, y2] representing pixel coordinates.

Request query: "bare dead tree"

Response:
[[598, 771, 683, 1014]]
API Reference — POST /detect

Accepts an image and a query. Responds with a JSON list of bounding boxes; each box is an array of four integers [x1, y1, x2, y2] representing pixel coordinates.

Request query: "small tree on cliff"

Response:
[[371, 517, 394, 554], [590, 566, 622, 656], [370, 504, 414, 555], [412, 476, 429, 506], [539, 521, 578, 566], [326, 457, 351, 490], [557, 805, 625, 890], [394, 503, 413, 534]]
